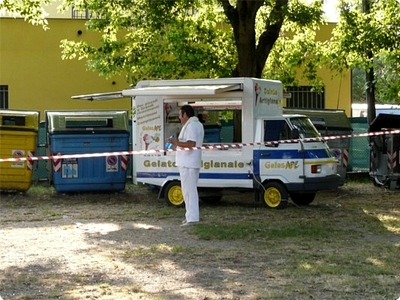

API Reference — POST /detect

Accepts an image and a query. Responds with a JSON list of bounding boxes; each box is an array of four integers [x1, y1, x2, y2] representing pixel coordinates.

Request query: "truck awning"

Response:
[[72, 84, 242, 100], [122, 84, 242, 97], [71, 91, 125, 100]]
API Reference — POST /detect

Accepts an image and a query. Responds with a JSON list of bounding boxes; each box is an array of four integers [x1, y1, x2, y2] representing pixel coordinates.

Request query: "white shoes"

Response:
[[180, 221, 199, 227]]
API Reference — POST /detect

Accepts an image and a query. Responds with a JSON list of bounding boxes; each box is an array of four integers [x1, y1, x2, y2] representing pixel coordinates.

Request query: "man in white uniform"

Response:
[[168, 105, 204, 227]]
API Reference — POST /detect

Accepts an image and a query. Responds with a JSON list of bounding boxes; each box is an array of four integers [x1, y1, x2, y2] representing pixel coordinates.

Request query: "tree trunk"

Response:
[[255, 0, 287, 77], [220, 0, 287, 78], [363, 0, 376, 124], [366, 50, 376, 124]]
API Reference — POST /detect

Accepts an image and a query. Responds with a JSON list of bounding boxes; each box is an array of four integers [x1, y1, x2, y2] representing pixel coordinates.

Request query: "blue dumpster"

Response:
[[46, 110, 130, 192]]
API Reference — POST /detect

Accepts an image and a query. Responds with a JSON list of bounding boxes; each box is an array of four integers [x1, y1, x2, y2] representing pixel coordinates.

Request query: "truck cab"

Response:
[[253, 115, 339, 208]]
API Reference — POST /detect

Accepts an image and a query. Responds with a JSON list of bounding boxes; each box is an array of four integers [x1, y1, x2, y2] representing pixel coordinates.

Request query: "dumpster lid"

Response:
[[0, 109, 40, 131], [283, 108, 353, 131], [369, 113, 400, 132], [45, 110, 129, 133]]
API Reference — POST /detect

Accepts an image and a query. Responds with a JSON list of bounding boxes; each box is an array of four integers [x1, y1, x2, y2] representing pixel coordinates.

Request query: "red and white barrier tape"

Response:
[[1, 129, 399, 163]]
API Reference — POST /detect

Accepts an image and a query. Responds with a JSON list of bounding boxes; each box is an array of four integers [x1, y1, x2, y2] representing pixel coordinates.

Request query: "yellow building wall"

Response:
[[0, 18, 131, 120], [290, 23, 352, 116], [318, 65, 351, 116]]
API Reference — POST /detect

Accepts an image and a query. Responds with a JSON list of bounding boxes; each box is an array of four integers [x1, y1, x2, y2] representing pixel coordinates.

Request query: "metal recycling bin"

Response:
[[46, 110, 130, 192], [0, 109, 40, 192], [348, 117, 369, 173], [284, 108, 353, 185], [369, 114, 400, 190]]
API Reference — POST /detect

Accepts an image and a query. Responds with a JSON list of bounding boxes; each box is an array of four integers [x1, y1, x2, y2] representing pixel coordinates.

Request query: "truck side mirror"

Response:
[[291, 128, 300, 139]]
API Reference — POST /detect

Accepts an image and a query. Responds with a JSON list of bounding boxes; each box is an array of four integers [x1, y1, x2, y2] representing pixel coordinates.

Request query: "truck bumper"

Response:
[[286, 174, 341, 192]]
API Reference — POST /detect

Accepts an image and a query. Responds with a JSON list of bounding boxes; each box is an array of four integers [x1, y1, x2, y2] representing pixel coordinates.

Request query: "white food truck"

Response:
[[74, 77, 341, 209]]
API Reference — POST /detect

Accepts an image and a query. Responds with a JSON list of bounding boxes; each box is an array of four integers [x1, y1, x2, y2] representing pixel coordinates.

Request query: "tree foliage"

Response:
[[4, 0, 400, 105], [0, 0, 51, 28], [58, 0, 324, 84], [2, 0, 327, 87], [327, 0, 400, 103], [263, 20, 325, 90], [59, 0, 237, 83]]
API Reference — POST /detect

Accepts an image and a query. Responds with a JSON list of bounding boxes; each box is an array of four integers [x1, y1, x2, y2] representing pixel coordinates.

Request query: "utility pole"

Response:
[[362, 0, 376, 124]]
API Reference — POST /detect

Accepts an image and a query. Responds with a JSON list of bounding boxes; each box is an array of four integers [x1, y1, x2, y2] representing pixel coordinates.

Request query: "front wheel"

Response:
[[290, 192, 316, 206], [164, 181, 184, 206], [260, 182, 288, 209]]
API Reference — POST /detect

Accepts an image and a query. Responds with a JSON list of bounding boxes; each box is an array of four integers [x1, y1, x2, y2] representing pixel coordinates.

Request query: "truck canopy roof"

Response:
[[284, 108, 352, 130]]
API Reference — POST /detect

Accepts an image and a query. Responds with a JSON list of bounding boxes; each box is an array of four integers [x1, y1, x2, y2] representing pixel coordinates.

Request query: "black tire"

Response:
[[200, 195, 223, 204], [290, 192, 316, 206], [164, 181, 184, 206], [260, 182, 288, 209]]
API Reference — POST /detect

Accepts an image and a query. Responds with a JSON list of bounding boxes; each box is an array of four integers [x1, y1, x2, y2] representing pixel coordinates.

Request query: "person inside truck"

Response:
[[167, 105, 204, 227]]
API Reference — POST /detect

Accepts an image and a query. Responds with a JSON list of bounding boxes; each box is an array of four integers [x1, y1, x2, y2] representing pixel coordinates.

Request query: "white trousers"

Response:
[[179, 167, 200, 222]]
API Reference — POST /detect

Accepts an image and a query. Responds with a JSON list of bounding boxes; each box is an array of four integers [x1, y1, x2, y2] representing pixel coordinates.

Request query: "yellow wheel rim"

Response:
[[167, 185, 184, 206], [264, 187, 282, 208]]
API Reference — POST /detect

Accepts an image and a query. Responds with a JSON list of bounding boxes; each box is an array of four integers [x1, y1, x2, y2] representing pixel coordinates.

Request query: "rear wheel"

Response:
[[164, 181, 184, 206], [290, 192, 316, 206], [260, 182, 288, 209]]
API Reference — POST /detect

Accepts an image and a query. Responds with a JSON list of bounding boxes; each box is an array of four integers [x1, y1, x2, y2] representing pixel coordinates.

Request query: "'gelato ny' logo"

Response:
[[264, 161, 299, 169]]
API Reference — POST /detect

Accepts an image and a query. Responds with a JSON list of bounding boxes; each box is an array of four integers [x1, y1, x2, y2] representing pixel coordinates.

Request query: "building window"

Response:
[[285, 86, 325, 109], [0, 85, 8, 109]]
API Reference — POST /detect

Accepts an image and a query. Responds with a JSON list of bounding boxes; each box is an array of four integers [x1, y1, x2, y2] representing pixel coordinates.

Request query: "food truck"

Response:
[[74, 78, 341, 209]]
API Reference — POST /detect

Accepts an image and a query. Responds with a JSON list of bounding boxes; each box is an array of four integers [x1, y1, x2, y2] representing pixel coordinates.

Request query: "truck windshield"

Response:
[[290, 117, 321, 139]]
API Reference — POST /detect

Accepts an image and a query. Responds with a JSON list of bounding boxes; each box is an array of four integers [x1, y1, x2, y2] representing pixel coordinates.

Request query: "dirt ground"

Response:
[[0, 180, 399, 300]]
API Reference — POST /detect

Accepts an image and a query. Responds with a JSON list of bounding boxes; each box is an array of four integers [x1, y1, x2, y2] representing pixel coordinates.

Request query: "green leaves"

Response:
[[286, 0, 324, 28], [326, 0, 400, 102], [59, 0, 236, 84], [0, 0, 52, 29], [7, 0, 399, 102]]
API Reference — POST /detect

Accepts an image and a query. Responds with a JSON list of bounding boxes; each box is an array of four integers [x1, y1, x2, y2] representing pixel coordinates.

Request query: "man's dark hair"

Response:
[[181, 105, 195, 118]]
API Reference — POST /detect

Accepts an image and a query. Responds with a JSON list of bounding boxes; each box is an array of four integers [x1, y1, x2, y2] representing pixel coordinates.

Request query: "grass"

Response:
[[192, 221, 336, 240], [0, 178, 399, 299]]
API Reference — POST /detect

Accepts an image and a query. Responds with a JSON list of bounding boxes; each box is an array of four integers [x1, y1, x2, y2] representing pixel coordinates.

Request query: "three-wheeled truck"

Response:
[[74, 78, 341, 208]]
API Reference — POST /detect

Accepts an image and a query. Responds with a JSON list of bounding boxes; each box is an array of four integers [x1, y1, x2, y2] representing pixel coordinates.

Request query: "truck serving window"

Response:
[[290, 117, 320, 139]]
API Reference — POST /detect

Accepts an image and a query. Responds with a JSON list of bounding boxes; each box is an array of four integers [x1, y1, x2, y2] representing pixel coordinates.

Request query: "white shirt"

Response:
[[176, 117, 204, 168]]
